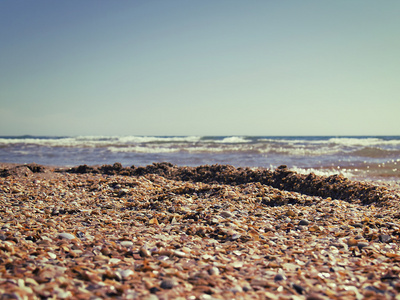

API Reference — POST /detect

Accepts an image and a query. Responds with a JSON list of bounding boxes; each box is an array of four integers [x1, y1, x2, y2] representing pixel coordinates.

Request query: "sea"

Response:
[[0, 135, 399, 183]]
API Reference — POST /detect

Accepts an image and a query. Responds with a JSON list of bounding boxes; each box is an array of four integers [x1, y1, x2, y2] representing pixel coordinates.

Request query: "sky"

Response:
[[0, 1, 399, 136]]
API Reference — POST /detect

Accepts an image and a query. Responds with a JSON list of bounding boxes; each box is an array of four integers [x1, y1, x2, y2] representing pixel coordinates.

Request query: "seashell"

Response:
[[139, 246, 152, 257], [220, 211, 233, 218], [116, 269, 134, 280], [208, 266, 220, 276], [58, 233, 76, 240], [120, 241, 134, 247]]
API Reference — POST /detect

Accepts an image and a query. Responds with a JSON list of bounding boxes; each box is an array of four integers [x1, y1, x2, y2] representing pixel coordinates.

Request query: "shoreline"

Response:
[[1, 162, 400, 299]]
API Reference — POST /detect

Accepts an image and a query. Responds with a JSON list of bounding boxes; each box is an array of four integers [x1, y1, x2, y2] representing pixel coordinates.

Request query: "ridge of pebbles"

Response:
[[64, 162, 394, 205], [1, 163, 400, 299]]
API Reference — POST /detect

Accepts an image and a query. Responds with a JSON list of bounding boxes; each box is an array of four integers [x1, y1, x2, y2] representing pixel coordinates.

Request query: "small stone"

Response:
[[231, 233, 241, 240], [274, 274, 285, 282], [379, 234, 391, 243], [220, 211, 233, 218], [232, 261, 243, 269], [286, 210, 296, 217], [139, 246, 152, 257], [357, 242, 369, 250], [308, 225, 320, 232], [76, 231, 85, 239], [149, 287, 160, 294], [229, 286, 243, 293], [160, 278, 178, 289], [57, 291, 73, 299], [118, 189, 129, 197], [347, 238, 358, 247], [121, 241, 134, 247], [292, 283, 305, 294], [117, 269, 134, 280], [298, 219, 310, 226], [242, 285, 252, 292], [172, 250, 187, 258], [149, 218, 159, 225], [58, 232, 76, 240], [208, 266, 220, 276]]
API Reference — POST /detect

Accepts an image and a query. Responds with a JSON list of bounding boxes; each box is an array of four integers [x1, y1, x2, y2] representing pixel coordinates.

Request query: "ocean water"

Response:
[[0, 135, 399, 182]]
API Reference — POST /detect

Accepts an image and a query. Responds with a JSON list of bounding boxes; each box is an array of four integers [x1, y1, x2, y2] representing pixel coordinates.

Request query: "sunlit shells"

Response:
[[0, 163, 400, 299]]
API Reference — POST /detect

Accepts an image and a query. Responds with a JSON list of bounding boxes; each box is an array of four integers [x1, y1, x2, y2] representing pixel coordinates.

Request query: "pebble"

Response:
[[347, 237, 358, 247], [139, 246, 152, 257], [160, 278, 178, 289], [172, 250, 187, 258], [220, 211, 233, 218], [58, 232, 76, 240], [208, 266, 220, 276], [229, 286, 243, 293], [274, 274, 285, 282], [357, 242, 369, 250], [121, 241, 134, 247], [298, 219, 310, 226], [116, 269, 134, 280], [379, 234, 391, 243], [286, 210, 296, 217], [231, 233, 241, 240], [292, 283, 305, 294]]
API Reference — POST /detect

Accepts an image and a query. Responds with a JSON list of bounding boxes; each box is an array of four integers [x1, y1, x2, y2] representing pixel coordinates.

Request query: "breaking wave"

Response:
[[1, 135, 399, 182]]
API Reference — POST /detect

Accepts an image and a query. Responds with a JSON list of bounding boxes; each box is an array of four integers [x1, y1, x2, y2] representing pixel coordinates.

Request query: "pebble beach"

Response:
[[1, 162, 400, 300]]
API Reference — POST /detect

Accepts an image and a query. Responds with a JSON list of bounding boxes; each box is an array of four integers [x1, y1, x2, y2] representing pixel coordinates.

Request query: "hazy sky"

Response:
[[1, 1, 399, 136]]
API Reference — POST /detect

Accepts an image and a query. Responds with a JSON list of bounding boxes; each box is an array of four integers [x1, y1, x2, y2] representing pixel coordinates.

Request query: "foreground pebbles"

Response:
[[1, 163, 400, 299]]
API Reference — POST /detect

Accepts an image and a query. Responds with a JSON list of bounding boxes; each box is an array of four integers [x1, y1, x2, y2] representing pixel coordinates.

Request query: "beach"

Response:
[[1, 162, 400, 299]]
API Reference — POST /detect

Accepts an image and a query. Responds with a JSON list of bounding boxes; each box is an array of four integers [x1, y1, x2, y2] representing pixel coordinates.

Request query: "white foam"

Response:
[[290, 166, 357, 179], [187, 145, 247, 153], [257, 146, 341, 156], [116, 136, 201, 144], [327, 137, 400, 147], [0, 136, 202, 147], [108, 146, 179, 153], [0, 137, 87, 147], [216, 136, 249, 144]]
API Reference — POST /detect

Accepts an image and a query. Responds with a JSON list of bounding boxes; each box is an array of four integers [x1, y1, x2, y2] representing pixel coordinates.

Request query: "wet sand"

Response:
[[1, 163, 400, 299]]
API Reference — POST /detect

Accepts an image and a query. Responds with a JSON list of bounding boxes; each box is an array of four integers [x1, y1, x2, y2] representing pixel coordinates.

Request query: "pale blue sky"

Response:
[[1, 1, 399, 136]]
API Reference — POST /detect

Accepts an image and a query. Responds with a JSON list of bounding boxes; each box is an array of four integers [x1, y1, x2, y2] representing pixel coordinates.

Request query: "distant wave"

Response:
[[350, 147, 400, 158], [108, 146, 179, 154], [0, 135, 202, 147], [1, 136, 399, 182], [1, 135, 399, 156], [327, 137, 400, 147], [215, 136, 250, 143]]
